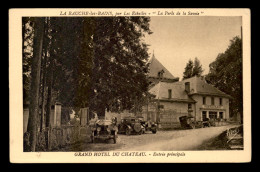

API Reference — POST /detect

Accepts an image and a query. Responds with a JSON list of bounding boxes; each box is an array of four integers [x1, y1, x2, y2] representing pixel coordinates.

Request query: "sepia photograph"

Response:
[[9, 8, 251, 163]]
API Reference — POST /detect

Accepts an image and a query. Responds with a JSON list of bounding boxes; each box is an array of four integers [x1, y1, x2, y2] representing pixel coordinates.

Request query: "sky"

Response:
[[144, 16, 242, 79]]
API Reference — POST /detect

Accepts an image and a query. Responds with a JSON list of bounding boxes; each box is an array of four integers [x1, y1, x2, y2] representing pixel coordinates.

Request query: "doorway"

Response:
[[209, 111, 217, 119]]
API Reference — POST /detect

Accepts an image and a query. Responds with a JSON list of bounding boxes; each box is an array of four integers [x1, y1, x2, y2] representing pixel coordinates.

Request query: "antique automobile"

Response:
[[179, 116, 196, 129], [118, 116, 144, 135], [202, 118, 211, 127], [90, 119, 118, 143], [209, 118, 216, 127], [138, 116, 157, 134]]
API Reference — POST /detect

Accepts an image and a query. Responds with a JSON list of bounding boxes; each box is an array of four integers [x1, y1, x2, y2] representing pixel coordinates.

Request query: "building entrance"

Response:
[[202, 111, 207, 121], [219, 112, 224, 119], [209, 111, 217, 119]]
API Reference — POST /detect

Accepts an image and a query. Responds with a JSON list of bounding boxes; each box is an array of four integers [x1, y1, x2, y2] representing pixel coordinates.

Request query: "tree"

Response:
[[192, 57, 203, 77], [27, 17, 44, 152], [22, 17, 152, 150], [183, 59, 193, 79], [89, 17, 152, 117], [22, 18, 34, 104], [206, 36, 242, 119], [183, 57, 203, 80]]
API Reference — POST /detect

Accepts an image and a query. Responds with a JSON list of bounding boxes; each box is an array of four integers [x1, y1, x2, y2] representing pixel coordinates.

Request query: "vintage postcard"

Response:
[[9, 8, 251, 163]]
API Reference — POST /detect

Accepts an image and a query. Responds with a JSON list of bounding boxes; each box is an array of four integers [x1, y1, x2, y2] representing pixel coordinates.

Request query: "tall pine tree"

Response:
[[183, 57, 204, 80]]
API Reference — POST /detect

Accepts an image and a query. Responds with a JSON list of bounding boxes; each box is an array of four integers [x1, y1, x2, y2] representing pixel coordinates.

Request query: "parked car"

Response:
[[179, 116, 196, 129], [194, 120, 204, 128], [118, 116, 144, 135], [90, 119, 118, 143], [209, 118, 216, 127], [202, 118, 211, 127], [138, 116, 157, 134]]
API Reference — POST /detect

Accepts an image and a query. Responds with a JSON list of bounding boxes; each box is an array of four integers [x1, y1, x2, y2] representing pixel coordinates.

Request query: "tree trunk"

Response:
[[27, 17, 44, 152], [40, 48, 47, 132], [45, 61, 54, 128], [45, 56, 54, 150], [40, 18, 50, 132]]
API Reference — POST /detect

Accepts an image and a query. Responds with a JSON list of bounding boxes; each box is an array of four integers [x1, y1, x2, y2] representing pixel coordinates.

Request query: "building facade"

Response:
[[142, 55, 231, 128]]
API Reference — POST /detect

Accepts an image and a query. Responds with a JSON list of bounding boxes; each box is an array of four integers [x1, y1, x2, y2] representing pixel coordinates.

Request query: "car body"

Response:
[[90, 119, 118, 143], [118, 116, 144, 135], [138, 116, 157, 134], [202, 118, 211, 127], [179, 116, 196, 129]]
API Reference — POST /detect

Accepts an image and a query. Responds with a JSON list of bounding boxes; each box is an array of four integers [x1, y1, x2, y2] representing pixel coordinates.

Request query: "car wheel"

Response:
[[113, 137, 117, 144], [126, 128, 131, 136], [152, 129, 157, 134]]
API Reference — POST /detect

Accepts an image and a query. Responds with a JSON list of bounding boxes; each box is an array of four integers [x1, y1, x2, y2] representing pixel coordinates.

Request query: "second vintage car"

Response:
[[118, 116, 144, 135], [138, 116, 157, 134]]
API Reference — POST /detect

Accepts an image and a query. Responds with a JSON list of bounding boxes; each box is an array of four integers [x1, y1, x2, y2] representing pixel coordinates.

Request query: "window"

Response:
[[219, 112, 223, 119], [168, 89, 172, 99], [203, 97, 206, 105], [211, 97, 215, 105], [209, 111, 217, 119], [202, 111, 207, 121], [157, 72, 161, 78], [188, 104, 192, 110], [158, 105, 164, 109], [219, 98, 223, 106], [157, 70, 164, 78]]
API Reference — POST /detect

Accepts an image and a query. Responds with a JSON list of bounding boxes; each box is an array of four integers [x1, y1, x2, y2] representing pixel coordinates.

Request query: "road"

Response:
[[59, 124, 238, 151]]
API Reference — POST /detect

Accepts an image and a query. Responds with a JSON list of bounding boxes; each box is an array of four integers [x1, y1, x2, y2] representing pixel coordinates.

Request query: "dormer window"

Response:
[[157, 69, 164, 78]]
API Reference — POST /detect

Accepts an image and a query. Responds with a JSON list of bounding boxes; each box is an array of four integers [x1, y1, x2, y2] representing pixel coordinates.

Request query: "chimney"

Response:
[[185, 82, 190, 93]]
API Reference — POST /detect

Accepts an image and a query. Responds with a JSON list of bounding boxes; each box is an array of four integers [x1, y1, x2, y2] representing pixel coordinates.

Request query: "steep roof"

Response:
[[148, 54, 178, 80], [149, 81, 196, 103], [149, 76, 231, 103], [181, 76, 231, 98]]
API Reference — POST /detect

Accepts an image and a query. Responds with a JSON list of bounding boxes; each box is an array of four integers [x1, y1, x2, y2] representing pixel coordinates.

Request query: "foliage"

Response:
[[205, 36, 242, 118], [23, 17, 152, 150], [35, 17, 152, 116], [22, 18, 34, 103], [183, 59, 194, 79], [183, 57, 204, 79], [89, 17, 152, 116]]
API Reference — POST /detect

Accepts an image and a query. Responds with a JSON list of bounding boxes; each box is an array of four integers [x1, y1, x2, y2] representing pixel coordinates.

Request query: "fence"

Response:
[[24, 125, 91, 151]]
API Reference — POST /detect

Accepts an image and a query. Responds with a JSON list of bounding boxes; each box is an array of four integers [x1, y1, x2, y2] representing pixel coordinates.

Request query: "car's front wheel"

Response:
[[113, 136, 117, 144], [91, 136, 95, 143], [152, 129, 157, 134], [126, 128, 131, 136]]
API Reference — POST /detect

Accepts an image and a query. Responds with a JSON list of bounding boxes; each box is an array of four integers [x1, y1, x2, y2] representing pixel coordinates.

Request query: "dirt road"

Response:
[[59, 124, 238, 151]]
